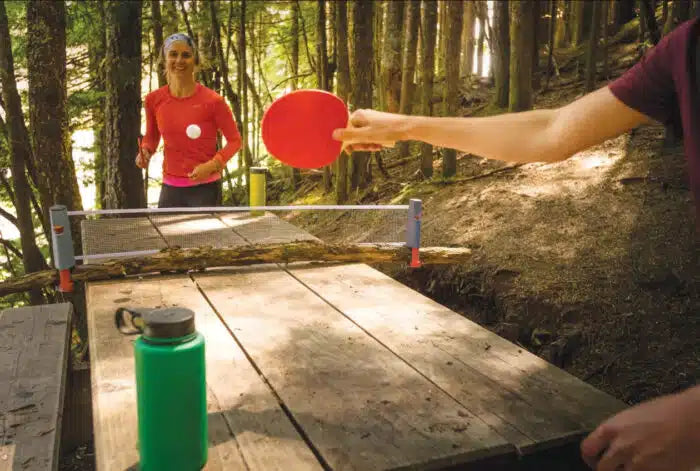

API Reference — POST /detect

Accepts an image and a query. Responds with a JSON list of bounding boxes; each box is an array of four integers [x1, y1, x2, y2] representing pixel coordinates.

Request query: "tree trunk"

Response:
[[437, 0, 447, 80], [601, 0, 609, 80], [695, 0, 700, 18], [290, 1, 301, 190], [161, 0, 178, 37], [616, 0, 636, 27], [584, 1, 601, 92], [662, 0, 669, 24], [27, 0, 84, 253], [571, 0, 585, 46], [151, 0, 166, 87], [0, 242, 475, 297], [678, 0, 691, 23], [350, 0, 373, 190], [382, 0, 405, 113], [509, 0, 535, 112], [398, 0, 421, 159], [555, 0, 569, 47], [493, 0, 510, 108], [461, 1, 475, 77], [442, 0, 463, 179], [335, 0, 350, 203], [90, 0, 107, 209], [420, 0, 438, 179], [532, 0, 542, 90], [0, 1, 47, 304], [104, 1, 145, 209], [316, 0, 332, 193], [476, 2, 485, 77], [640, 0, 661, 44]]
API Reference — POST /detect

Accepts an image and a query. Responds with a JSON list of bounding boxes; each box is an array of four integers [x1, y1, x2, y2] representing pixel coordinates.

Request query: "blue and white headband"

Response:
[[163, 33, 195, 53]]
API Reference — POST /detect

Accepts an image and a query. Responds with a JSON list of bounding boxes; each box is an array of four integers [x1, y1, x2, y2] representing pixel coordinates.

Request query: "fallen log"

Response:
[[0, 241, 472, 297]]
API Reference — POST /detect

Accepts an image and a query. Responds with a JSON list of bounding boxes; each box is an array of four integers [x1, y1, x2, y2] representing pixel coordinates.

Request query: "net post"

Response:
[[249, 167, 266, 216], [50, 205, 75, 292], [406, 199, 422, 268]]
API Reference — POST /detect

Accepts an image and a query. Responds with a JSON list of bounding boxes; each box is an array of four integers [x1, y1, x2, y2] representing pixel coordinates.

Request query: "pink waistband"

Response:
[[163, 173, 220, 187]]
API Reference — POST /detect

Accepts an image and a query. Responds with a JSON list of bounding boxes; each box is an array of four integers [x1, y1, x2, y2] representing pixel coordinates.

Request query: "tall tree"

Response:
[[27, 0, 83, 233], [571, 0, 585, 46], [0, 1, 47, 304], [442, 0, 463, 178], [640, 0, 661, 44], [397, 0, 420, 159], [350, 0, 373, 190], [104, 0, 145, 208], [419, 0, 438, 178], [316, 0, 332, 193], [532, 0, 542, 90], [239, 0, 251, 171], [475, 2, 486, 77], [509, 0, 535, 112], [88, 0, 107, 208], [584, 0, 602, 92], [493, 0, 510, 108], [460, 1, 475, 77], [161, 0, 178, 37], [289, 0, 301, 190], [151, 0, 166, 87], [335, 0, 350, 203], [555, 0, 570, 47], [381, 0, 405, 112], [615, 0, 636, 28]]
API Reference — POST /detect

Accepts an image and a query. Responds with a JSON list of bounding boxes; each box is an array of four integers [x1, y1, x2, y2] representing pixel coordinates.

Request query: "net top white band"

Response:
[[67, 205, 409, 216]]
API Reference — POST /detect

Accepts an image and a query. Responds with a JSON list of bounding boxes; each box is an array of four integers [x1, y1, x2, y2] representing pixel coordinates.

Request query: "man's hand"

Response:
[[332, 109, 406, 153], [188, 158, 221, 182], [581, 386, 700, 471], [135, 147, 152, 169]]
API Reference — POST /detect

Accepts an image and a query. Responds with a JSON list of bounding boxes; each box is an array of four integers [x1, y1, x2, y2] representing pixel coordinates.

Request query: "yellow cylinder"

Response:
[[249, 167, 266, 216]]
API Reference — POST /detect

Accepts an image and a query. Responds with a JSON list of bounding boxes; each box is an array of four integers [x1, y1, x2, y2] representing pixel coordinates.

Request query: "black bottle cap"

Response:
[[143, 307, 195, 339]]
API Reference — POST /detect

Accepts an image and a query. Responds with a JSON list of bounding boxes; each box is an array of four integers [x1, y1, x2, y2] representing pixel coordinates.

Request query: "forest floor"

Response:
[[279, 21, 700, 463]]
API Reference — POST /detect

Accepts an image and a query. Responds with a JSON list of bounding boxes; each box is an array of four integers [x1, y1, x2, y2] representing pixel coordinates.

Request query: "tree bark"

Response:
[[89, 0, 107, 209], [571, 0, 585, 46], [493, 0, 510, 107], [289, 0, 302, 191], [509, 0, 535, 112], [476, 2, 486, 77], [640, 0, 661, 44], [350, 0, 374, 190], [554, 0, 569, 47], [27, 0, 84, 252], [151, 0, 166, 87], [419, 0, 438, 179], [104, 0, 145, 209], [0, 1, 47, 304], [0, 243, 474, 297], [584, 0, 601, 92], [442, 0, 463, 179], [316, 0, 332, 193], [335, 0, 350, 203], [616, 0, 636, 27], [461, 1, 475, 77], [381, 0, 405, 113], [532, 0, 541, 90], [398, 0, 421, 159]]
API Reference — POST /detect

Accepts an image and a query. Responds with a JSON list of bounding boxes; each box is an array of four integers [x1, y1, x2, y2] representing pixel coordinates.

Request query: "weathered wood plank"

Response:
[[288, 263, 627, 453], [217, 212, 320, 244], [195, 268, 516, 471], [81, 217, 166, 261], [0, 303, 71, 471], [148, 214, 248, 249], [87, 276, 322, 471]]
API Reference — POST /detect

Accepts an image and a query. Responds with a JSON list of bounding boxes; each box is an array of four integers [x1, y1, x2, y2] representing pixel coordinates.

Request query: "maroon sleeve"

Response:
[[608, 29, 679, 125]]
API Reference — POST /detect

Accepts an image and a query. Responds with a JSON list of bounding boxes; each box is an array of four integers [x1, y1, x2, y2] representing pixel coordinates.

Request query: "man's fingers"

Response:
[[595, 442, 632, 471], [581, 424, 617, 468]]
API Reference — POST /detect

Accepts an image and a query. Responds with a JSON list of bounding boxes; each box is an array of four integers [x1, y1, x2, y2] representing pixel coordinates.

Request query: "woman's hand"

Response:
[[135, 148, 152, 169], [188, 158, 221, 182], [332, 109, 409, 153]]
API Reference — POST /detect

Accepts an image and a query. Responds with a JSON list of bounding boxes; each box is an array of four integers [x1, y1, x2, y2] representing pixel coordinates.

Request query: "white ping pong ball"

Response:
[[186, 124, 201, 139]]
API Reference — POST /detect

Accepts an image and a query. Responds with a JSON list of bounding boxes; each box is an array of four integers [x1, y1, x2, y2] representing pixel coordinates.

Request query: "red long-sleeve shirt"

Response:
[[142, 83, 241, 181]]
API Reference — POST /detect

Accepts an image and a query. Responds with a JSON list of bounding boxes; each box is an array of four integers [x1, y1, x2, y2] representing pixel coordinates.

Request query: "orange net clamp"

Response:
[[410, 247, 421, 268], [58, 269, 74, 293]]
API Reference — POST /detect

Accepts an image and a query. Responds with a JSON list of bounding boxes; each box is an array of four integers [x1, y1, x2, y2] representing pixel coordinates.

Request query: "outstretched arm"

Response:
[[333, 86, 651, 164]]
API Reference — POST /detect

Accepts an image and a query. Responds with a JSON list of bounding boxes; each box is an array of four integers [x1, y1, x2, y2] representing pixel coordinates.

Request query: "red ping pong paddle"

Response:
[[261, 89, 394, 169]]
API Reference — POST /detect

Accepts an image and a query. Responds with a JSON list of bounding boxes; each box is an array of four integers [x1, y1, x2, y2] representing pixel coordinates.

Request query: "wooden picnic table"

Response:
[[82, 211, 626, 470], [0, 303, 72, 471]]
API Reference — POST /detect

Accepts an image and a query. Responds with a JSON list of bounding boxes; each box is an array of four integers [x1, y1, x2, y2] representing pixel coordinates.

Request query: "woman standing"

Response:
[[136, 33, 241, 207]]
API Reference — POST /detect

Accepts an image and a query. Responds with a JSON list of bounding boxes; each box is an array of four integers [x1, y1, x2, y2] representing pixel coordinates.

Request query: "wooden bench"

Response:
[[0, 303, 72, 471], [84, 212, 627, 470]]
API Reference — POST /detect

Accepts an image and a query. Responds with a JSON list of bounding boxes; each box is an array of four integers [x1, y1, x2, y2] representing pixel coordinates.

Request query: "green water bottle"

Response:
[[134, 307, 207, 470]]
